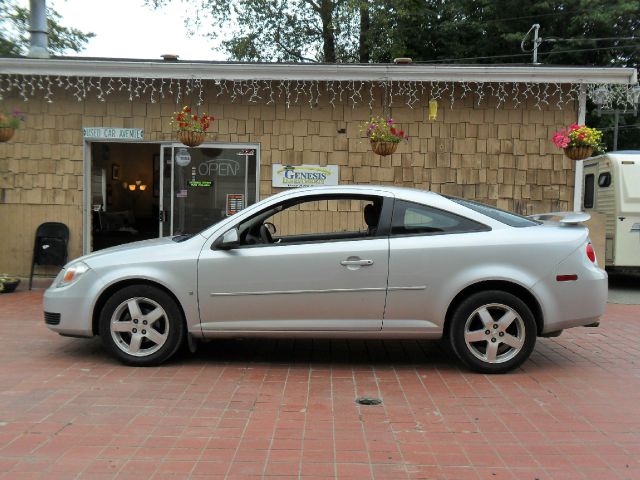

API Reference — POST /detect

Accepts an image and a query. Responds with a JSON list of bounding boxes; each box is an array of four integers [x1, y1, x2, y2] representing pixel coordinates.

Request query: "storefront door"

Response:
[[159, 144, 259, 237]]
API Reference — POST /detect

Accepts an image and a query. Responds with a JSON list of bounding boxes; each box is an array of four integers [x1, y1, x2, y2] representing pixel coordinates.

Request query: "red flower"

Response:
[[569, 124, 581, 131], [399, 130, 405, 137], [390, 127, 397, 135]]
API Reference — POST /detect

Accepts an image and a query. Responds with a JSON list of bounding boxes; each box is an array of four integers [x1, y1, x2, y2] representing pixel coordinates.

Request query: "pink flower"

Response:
[[552, 129, 570, 148], [387, 118, 394, 125], [569, 124, 581, 131]]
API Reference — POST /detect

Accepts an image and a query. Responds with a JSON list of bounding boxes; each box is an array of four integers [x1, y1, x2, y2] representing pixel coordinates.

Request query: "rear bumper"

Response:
[[535, 266, 608, 334]]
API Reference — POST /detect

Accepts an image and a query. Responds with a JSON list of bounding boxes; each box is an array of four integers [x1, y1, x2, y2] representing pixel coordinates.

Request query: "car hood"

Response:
[[72, 236, 201, 268]]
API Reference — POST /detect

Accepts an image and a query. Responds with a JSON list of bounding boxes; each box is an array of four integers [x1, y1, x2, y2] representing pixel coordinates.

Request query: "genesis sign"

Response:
[[272, 164, 339, 188]]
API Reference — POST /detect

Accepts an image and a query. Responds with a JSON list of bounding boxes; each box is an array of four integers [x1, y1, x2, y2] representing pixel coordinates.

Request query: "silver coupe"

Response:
[[44, 185, 607, 373]]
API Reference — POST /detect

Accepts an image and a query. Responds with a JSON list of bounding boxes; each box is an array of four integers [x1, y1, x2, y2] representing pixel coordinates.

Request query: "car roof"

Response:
[[267, 184, 442, 202]]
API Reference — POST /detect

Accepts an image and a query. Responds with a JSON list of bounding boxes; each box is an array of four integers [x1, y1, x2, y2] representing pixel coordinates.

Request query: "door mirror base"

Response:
[[213, 228, 240, 250]]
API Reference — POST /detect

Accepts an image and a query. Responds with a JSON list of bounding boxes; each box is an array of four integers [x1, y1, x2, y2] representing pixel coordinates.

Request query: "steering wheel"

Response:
[[259, 222, 276, 244]]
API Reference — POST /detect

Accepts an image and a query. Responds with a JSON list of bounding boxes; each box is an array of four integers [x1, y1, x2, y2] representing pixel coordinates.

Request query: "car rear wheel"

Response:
[[99, 285, 185, 366], [449, 290, 536, 374]]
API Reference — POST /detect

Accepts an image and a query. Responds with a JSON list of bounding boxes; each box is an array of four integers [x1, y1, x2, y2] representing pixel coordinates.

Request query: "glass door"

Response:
[[159, 146, 173, 237], [158, 144, 259, 237]]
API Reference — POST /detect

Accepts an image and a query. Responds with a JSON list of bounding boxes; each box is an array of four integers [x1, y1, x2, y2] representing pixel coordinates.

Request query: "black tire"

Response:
[[99, 285, 185, 366], [448, 290, 537, 374]]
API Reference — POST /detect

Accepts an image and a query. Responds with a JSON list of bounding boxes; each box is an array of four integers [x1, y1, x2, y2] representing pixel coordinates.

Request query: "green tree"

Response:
[[0, 0, 94, 56], [148, 0, 366, 63], [377, 0, 639, 68]]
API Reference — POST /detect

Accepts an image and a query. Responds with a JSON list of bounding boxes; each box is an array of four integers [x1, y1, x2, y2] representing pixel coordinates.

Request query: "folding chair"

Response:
[[29, 222, 69, 290]]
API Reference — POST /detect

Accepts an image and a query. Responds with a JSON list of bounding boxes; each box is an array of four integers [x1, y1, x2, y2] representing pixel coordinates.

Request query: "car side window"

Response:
[[237, 194, 388, 247], [391, 200, 488, 236]]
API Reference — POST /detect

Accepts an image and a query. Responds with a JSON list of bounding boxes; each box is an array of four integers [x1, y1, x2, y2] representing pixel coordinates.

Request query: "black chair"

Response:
[[29, 222, 69, 290]]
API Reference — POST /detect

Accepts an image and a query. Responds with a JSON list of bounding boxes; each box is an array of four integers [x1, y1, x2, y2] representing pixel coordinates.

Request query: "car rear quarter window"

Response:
[[446, 196, 539, 228], [391, 200, 489, 236]]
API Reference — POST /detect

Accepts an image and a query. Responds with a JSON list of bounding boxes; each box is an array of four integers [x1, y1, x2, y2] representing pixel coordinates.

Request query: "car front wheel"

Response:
[[449, 290, 537, 374], [99, 285, 185, 366]]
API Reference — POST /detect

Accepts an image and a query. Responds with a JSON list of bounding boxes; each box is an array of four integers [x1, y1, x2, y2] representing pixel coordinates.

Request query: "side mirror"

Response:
[[213, 228, 240, 250]]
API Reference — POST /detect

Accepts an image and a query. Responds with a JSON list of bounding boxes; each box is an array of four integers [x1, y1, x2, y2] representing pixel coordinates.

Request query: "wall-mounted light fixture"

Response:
[[124, 180, 147, 191]]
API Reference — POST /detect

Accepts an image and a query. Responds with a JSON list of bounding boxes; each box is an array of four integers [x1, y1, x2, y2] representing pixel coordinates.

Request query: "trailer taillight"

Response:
[[586, 243, 596, 263]]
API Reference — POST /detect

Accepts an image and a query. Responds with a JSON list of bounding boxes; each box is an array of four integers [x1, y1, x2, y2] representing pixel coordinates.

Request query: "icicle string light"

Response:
[[0, 74, 637, 112]]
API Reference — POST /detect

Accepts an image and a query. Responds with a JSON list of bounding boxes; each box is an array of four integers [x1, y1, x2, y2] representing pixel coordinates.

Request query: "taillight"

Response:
[[586, 243, 596, 263]]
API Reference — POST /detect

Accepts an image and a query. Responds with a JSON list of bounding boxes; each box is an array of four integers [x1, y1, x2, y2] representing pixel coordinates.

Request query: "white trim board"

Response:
[[0, 58, 636, 85]]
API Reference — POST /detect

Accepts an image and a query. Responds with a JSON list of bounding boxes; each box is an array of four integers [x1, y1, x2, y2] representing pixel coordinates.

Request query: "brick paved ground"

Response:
[[0, 290, 639, 480]]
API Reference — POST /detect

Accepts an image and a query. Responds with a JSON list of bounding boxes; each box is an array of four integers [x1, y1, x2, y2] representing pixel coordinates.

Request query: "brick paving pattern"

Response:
[[0, 290, 639, 479]]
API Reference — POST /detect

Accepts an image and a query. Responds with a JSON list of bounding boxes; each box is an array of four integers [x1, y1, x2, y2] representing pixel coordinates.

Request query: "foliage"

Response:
[[0, 0, 94, 56], [552, 124, 604, 152], [0, 109, 25, 129], [361, 116, 408, 143], [375, 0, 639, 69], [147, 0, 364, 63], [146, 0, 639, 68], [171, 106, 214, 132]]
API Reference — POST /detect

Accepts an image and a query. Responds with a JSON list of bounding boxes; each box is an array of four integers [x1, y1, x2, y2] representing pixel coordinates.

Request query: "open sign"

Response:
[[198, 159, 241, 177]]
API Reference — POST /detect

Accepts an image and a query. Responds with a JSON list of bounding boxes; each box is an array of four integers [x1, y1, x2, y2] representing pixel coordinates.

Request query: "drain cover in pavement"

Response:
[[355, 397, 382, 406]]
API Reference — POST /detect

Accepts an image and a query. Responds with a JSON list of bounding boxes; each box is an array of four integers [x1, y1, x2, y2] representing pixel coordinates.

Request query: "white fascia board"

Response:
[[0, 58, 636, 85]]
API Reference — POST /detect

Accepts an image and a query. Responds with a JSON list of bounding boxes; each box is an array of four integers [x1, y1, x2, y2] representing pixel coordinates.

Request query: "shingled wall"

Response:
[[0, 84, 578, 276]]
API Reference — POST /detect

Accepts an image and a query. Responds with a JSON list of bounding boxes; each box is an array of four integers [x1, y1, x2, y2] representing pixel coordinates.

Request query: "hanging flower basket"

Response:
[[0, 127, 15, 143], [177, 130, 206, 148], [564, 146, 594, 161], [0, 110, 24, 142], [552, 124, 603, 161], [171, 106, 214, 148], [361, 116, 408, 157], [371, 140, 398, 156]]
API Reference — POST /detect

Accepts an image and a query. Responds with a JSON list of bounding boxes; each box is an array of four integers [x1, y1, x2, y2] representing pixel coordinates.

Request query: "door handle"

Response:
[[340, 259, 374, 266]]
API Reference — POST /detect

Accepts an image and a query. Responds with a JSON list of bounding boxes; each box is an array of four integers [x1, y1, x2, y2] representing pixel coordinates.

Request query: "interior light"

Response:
[[139, 184, 147, 191], [129, 184, 136, 191]]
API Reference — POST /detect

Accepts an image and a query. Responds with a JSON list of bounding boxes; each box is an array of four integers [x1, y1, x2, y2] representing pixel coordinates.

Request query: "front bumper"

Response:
[[43, 269, 104, 338]]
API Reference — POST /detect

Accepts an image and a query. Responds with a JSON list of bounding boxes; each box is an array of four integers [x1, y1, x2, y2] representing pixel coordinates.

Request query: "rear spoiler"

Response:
[[527, 211, 591, 224]]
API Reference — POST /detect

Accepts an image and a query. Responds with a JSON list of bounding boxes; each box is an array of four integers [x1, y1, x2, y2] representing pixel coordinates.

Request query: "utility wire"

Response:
[[391, 8, 638, 26], [415, 44, 640, 64], [543, 36, 638, 43], [599, 124, 640, 131]]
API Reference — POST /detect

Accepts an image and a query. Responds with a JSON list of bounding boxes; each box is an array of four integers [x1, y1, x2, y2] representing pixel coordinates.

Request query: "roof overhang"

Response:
[[0, 57, 637, 85]]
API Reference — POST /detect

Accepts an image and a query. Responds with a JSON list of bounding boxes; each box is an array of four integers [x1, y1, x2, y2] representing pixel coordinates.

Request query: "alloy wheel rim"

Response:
[[463, 303, 525, 364], [110, 297, 169, 357]]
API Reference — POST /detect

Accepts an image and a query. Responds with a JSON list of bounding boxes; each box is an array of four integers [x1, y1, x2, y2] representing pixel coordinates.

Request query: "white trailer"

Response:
[[582, 151, 640, 270]]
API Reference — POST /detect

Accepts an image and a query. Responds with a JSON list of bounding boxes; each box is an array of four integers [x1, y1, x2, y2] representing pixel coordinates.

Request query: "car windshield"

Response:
[[445, 196, 540, 228]]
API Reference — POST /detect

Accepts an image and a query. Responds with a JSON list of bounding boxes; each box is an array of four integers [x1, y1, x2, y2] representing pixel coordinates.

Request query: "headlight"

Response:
[[56, 261, 90, 288]]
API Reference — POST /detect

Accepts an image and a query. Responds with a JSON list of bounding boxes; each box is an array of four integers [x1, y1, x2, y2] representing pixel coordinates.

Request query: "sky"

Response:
[[24, 0, 227, 61]]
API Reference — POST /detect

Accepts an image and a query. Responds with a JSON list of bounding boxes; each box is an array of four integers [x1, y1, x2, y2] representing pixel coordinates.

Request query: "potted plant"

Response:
[[0, 274, 20, 293], [171, 106, 214, 147], [360, 116, 408, 156], [0, 109, 25, 142], [552, 124, 604, 161]]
